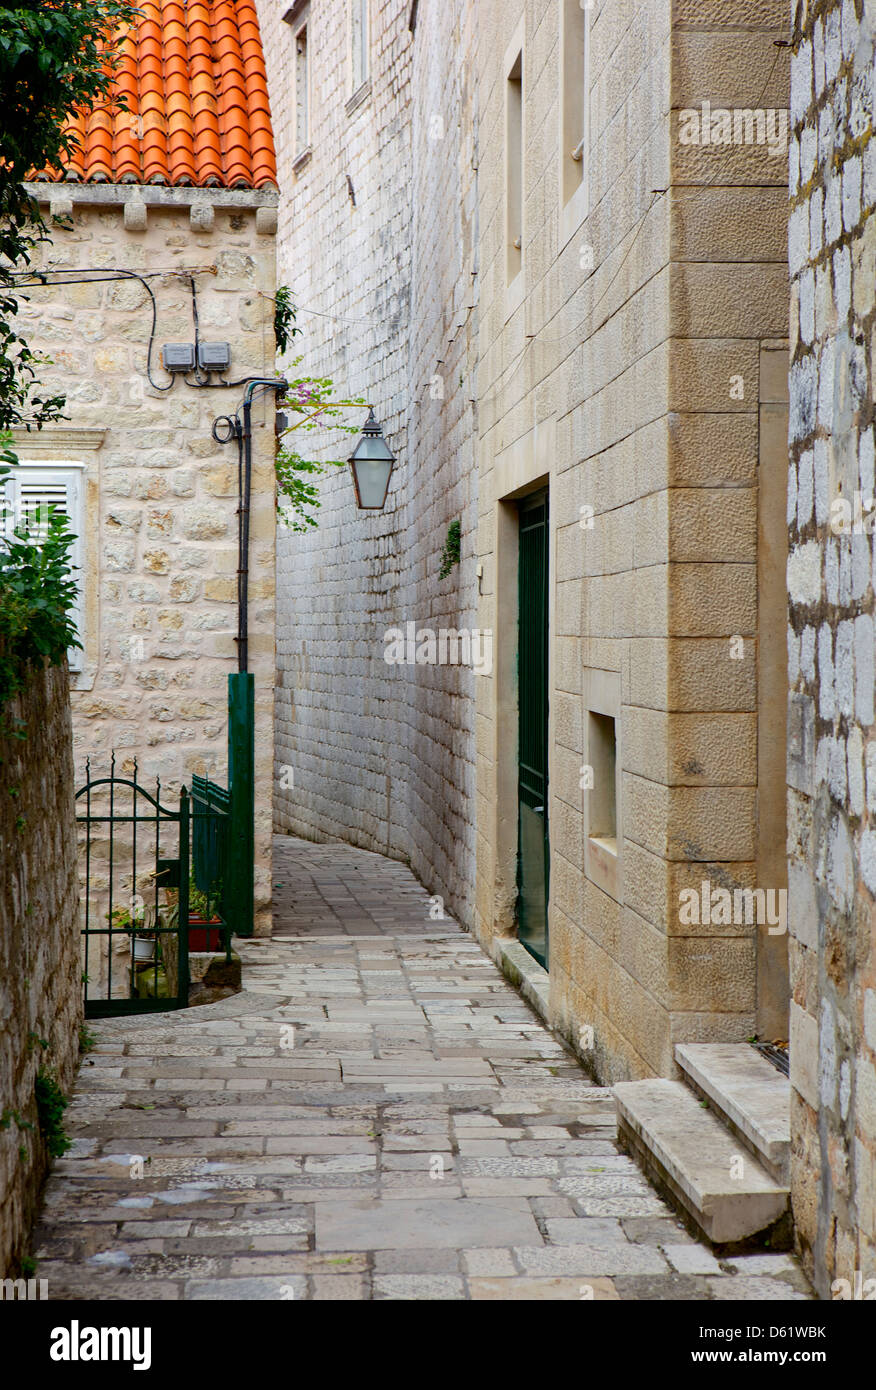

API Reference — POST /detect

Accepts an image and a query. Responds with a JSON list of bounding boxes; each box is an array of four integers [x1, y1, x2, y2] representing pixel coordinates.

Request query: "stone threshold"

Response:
[[494, 938, 550, 1023]]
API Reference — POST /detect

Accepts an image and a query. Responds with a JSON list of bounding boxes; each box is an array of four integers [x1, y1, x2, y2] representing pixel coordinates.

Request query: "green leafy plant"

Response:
[[0, 497, 81, 712], [34, 1068, 72, 1158], [274, 286, 298, 356], [275, 364, 367, 531], [439, 519, 461, 579], [271, 293, 368, 531], [188, 872, 222, 920], [0, 0, 137, 446], [78, 1024, 96, 1055]]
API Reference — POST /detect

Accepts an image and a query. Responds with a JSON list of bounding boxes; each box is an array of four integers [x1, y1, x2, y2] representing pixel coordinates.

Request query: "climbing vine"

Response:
[[272, 291, 368, 532]]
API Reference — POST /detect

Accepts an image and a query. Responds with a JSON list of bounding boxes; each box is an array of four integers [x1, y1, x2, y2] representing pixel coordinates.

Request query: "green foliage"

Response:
[[189, 872, 220, 920], [78, 1024, 96, 1054], [275, 355, 366, 532], [273, 286, 299, 356], [0, 495, 82, 711], [20, 1257, 36, 1277], [1, 1107, 34, 1134], [34, 1068, 72, 1158], [0, 0, 136, 441], [439, 520, 461, 579]]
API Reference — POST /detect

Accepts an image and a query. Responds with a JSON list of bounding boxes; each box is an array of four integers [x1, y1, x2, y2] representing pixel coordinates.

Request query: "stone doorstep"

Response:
[[495, 940, 550, 1022], [674, 1043, 791, 1186], [612, 1079, 789, 1248]]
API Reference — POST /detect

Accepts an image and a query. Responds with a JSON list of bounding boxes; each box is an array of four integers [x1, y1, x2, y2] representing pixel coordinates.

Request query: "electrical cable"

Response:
[[188, 276, 210, 385], [6, 265, 174, 391]]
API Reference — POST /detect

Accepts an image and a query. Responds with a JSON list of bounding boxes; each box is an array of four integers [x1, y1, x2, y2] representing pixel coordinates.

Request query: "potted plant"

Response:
[[111, 901, 156, 963], [188, 878, 224, 952]]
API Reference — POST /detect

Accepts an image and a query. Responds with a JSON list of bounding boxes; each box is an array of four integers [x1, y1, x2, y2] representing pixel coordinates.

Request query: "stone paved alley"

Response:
[[32, 838, 812, 1300]]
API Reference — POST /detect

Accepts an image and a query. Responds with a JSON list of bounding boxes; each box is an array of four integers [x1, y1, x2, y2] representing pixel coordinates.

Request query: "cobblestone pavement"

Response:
[[32, 836, 813, 1300]]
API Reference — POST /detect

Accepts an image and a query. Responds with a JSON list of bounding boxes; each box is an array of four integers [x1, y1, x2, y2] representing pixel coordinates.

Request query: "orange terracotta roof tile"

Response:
[[33, 0, 275, 189]]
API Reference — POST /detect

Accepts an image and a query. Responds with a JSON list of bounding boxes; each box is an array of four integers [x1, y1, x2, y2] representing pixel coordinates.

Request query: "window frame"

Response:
[[503, 18, 526, 319], [559, 0, 591, 251], [583, 668, 622, 901], [350, 0, 370, 97], [285, 2, 311, 168]]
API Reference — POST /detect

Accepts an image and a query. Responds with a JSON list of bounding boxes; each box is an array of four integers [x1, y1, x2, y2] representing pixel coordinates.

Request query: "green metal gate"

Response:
[[517, 490, 550, 969], [75, 755, 190, 1017], [75, 673, 256, 1017]]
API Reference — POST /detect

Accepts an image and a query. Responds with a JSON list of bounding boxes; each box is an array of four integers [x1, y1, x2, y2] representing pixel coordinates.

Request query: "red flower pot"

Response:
[[188, 915, 224, 952]]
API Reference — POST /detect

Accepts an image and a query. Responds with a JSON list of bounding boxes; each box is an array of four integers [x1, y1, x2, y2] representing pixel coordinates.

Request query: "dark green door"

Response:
[[517, 491, 549, 969]]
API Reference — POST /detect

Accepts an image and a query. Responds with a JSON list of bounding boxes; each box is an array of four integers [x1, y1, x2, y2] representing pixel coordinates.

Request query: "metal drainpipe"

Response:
[[236, 377, 287, 674]]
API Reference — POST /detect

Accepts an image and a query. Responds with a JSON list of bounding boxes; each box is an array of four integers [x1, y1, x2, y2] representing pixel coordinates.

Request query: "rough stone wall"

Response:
[[0, 663, 81, 1275], [787, 0, 876, 1297], [259, 0, 478, 923], [15, 189, 278, 935]]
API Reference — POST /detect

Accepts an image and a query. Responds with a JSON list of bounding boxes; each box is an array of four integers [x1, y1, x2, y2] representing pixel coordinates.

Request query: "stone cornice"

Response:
[[11, 427, 106, 453], [23, 182, 278, 211]]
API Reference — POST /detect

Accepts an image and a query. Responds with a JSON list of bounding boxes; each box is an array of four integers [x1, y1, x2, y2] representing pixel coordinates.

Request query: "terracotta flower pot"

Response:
[[188, 915, 224, 952]]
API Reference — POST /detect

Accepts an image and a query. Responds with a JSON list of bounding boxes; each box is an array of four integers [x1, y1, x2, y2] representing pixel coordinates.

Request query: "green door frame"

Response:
[[516, 489, 550, 969]]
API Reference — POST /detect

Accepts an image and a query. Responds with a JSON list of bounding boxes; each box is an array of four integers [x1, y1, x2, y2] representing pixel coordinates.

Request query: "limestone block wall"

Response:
[[0, 664, 81, 1275], [15, 187, 278, 935], [259, 0, 479, 924], [473, 0, 789, 1084], [787, 0, 876, 1297], [474, 0, 675, 1075]]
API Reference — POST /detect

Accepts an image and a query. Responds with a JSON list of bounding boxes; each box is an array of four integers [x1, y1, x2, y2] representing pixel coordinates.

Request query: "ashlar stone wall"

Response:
[[258, 0, 479, 925], [473, 0, 789, 1084]]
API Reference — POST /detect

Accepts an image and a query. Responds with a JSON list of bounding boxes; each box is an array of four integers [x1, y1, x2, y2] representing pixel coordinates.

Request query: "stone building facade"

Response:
[[9, 0, 281, 938], [261, 0, 875, 1262], [474, 0, 790, 1082], [11, 184, 279, 935], [258, 0, 479, 924], [787, 0, 876, 1298], [262, 0, 790, 1063]]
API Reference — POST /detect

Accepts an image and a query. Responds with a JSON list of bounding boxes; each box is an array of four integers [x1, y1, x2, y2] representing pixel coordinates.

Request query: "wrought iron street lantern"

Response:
[[348, 407, 395, 509]]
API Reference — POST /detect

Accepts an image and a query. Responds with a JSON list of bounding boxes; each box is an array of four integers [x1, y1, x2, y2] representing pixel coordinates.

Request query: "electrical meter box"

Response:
[[161, 343, 195, 371], [197, 341, 231, 371]]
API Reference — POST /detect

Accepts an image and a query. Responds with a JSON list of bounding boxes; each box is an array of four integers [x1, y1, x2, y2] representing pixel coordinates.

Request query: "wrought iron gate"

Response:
[[75, 756, 190, 1017]]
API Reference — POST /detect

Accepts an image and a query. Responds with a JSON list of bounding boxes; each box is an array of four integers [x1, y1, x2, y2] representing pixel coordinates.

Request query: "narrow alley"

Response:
[[31, 838, 811, 1301]]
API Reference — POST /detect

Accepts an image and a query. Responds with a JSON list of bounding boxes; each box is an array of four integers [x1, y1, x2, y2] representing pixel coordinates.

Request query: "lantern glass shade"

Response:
[[348, 409, 395, 509]]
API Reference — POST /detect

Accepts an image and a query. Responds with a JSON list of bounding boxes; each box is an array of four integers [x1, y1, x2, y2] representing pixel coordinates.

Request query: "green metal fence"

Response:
[[190, 774, 232, 963]]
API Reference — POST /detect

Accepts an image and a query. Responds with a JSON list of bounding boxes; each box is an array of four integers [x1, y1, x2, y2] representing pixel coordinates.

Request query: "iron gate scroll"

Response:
[[75, 756, 190, 1017]]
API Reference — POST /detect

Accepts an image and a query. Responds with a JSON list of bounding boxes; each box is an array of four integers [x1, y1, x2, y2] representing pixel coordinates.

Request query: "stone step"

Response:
[[675, 1042, 791, 1185], [613, 1078, 789, 1247]]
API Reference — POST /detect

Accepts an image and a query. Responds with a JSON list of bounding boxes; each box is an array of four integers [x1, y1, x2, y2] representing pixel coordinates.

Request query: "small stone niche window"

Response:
[[506, 50, 523, 286], [584, 670, 622, 900], [295, 22, 309, 153], [588, 712, 617, 851], [283, 1, 311, 164], [559, 0, 591, 246], [351, 0, 369, 94]]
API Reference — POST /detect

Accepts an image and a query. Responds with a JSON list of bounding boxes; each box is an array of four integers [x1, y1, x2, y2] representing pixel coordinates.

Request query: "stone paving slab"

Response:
[[29, 835, 813, 1301]]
